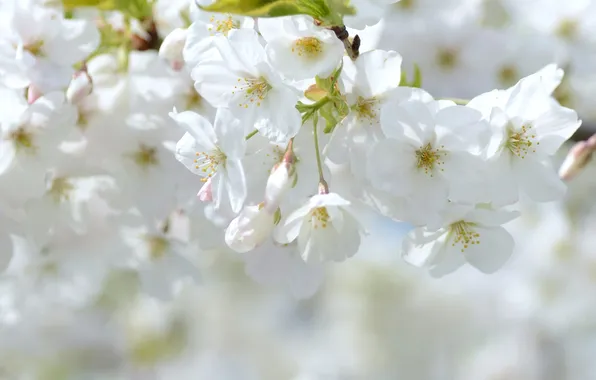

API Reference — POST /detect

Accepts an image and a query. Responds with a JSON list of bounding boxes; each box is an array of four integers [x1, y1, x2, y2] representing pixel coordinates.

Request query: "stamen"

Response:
[[505, 123, 538, 159], [194, 148, 226, 182], [7, 127, 36, 153], [292, 37, 323, 59], [310, 207, 330, 229], [208, 15, 240, 36], [353, 97, 379, 125], [233, 77, 271, 108], [415, 143, 446, 176], [449, 221, 480, 252]]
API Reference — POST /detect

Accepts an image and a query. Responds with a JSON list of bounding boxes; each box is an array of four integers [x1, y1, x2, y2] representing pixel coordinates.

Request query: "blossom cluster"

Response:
[[0, 0, 589, 376]]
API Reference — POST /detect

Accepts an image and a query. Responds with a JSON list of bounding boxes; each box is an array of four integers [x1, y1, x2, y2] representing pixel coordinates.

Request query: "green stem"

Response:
[[313, 117, 325, 184], [245, 129, 259, 140], [312, 96, 331, 109]]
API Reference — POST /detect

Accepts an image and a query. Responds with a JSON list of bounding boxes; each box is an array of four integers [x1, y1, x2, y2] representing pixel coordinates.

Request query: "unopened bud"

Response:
[[159, 28, 188, 71], [27, 84, 42, 104], [66, 70, 93, 104], [225, 204, 275, 253], [559, 134, 596, 180], [264, 162, 295, 213]]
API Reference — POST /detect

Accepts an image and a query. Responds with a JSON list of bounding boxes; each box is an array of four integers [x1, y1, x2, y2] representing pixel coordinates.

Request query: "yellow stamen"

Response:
[[194, 148, 226, 182], [292, 37, 323, 59], [448, 221, 480, 252], [310, 207, 330, 229], [233, 77, 271, 108], [415, 143, 446, 176], [207, 15, 240, 36], [505, 123, 538, 159]]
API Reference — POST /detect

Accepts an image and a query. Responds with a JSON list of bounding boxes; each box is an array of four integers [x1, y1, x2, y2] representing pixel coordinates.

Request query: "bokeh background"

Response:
[[4, 0, 596, 379]]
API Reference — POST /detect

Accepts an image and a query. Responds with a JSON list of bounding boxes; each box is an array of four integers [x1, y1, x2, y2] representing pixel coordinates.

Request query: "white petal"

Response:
[[462, 226, 514, 274], [515, 158, 566, 202], [353, 49, 402, 98], [274, 204, 312, 244], [170, 110, 217, 151], [214, 108, 246, 158], [224, 159, 247, 213]]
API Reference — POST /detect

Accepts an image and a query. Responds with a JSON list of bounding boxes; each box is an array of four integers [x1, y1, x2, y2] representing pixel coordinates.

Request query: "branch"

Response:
[[330, 25, 359, 60]]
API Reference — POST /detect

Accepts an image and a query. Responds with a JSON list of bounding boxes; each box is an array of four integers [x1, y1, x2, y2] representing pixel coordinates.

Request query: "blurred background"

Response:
[[4, 0, 596, 379]]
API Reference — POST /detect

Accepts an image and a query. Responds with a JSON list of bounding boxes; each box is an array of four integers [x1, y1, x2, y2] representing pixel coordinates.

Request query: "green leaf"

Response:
[[62, 0, 116, 10], [62, 0, 153, 19], [399, 63, 423, 88], [201, 0, 355, 26]]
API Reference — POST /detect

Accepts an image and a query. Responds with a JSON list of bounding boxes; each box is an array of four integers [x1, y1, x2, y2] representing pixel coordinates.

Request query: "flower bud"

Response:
[[559, 134, 596, 180], [225, 204, 275, 253], [27, 84, 42, 104], [159, 28, 188, 71], [264, 162, 295, 212], [66, 71, 93, 104], [264, 140, 296, 212]]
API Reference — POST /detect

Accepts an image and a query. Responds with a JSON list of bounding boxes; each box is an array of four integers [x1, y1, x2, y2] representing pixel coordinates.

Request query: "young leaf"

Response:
[[200, 0, 355, 26], [62, 0, 117, 10], [200, 0, 328, 19], [399, 63, 423, 88]]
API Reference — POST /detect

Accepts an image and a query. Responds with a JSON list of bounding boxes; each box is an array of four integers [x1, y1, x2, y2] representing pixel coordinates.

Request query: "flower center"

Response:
[[23, 40, 44, 56], [233, 77, 271, 108], [505, 123, 538, 159], [396, 0, 414, 10], [186, 88, 203, 109], [48, 177, 74, 203], [436, 48, 458, 70], [292, 37, 323, 59], [144, 235, 169, 260], [448, 221, 480, 252], [497, 64, 518, 86], [8, 127, 35, 153], [556, 19, 578, 40], [208, 15, 240, 36], [310, 207, 330, 229], [131, 144, 159, 169], [194, 148, 226, 182], [353, 96, 379, 125], [415, 143, 445, 176]]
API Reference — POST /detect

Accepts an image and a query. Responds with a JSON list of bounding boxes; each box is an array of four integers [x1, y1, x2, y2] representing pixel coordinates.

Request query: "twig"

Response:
[[330, 25, 359, 60]]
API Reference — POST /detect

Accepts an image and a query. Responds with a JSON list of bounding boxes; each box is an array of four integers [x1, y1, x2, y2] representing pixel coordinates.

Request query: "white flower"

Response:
[[225, 204, 275, 253], [0, 3, 99, 92], [402, 204, 519, 277], [258, 16, 344, 80], [367, 99, 488, 219], [325, 49, 411, 176], [170, 107, 247, 213], [468, 65, 582, 205], [183, 0, 255, 67], [192, 28, 301, 142], [274, 193, 363, 263]]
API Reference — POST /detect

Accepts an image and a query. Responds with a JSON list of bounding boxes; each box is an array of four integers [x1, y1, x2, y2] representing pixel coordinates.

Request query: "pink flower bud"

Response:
[[559, 134, 596, 180], [27, 84, 42, 104], [159, 28, 188, 72], [66, 71, 93, 104]]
